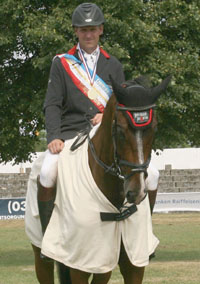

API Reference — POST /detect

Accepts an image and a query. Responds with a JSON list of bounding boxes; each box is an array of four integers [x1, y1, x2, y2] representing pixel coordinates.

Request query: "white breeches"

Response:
[[146, 164, 159, 191], [40, 150, 59, 188]]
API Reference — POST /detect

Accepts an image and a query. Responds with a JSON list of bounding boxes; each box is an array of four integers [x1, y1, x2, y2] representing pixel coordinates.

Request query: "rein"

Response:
[[88, 103, 154, 181]]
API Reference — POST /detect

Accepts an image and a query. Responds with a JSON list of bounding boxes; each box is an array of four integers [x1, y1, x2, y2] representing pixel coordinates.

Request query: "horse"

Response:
[[26, 75, 170, 284], [39, 74, 170, 284], [67, 75, 171, 283]]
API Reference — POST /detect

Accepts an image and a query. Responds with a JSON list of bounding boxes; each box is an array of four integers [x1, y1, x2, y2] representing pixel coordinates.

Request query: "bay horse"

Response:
[[37, 75, 170, 284], [66, 75, 171, 284]]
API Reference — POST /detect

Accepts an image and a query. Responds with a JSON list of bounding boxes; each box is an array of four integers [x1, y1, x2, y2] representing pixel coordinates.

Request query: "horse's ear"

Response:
[[151, 75, 171, 102], [109, 75, 127, 102]]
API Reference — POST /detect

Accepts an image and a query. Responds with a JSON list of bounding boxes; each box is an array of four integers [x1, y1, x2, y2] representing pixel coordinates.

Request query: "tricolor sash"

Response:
[[58, 53, 112, 112]]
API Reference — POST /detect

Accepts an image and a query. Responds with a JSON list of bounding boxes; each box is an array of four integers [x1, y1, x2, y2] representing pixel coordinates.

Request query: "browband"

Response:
[[117, 104, 156, 112]]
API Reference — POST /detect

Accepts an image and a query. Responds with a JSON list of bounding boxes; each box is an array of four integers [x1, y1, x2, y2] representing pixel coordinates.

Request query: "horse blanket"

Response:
[[25, 152, 45, 248], [39, 138, 159, 273]]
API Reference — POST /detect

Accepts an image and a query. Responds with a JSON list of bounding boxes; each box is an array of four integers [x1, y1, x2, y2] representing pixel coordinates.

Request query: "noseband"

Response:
[[88, 103, 156, 181]]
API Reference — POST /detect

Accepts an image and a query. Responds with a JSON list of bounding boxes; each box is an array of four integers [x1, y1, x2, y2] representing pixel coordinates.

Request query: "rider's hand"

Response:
[[48, 139, 64, 154], [91, 113, 103, 126]]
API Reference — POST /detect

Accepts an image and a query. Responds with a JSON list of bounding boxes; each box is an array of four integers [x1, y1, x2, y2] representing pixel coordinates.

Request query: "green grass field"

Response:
[[0, 213, 200, 284]]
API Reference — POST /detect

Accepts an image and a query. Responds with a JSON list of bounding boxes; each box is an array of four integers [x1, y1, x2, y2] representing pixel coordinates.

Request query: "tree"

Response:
[[0, 0, 200, 163]]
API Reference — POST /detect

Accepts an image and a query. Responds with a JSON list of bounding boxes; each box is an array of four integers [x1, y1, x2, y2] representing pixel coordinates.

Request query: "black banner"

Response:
[[0, 198, 25, 220]]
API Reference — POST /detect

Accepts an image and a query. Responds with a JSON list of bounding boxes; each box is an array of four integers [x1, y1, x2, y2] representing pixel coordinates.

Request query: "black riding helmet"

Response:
[[72, 3, 104, 27]]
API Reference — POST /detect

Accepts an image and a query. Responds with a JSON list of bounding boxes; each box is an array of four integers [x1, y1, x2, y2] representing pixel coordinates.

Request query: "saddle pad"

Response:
[[41, 139, 159, 273]]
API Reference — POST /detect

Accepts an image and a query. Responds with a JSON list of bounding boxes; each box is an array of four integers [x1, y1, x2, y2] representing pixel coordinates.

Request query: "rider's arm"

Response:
[[44, 57, 65, 145]]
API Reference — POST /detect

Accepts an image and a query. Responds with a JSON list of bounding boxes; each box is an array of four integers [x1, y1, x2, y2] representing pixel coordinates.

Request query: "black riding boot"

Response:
[[148, 189, 158, 261], [148, 189, 158, 215], [37, 176, 56, 261]]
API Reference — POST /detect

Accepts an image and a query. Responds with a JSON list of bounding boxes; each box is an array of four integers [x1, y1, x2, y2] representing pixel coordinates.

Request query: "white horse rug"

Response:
[[37, 138, 159, 273]]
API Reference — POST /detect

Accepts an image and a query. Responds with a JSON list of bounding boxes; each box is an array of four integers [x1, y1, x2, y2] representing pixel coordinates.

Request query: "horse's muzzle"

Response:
[[126, 190, 147, 205]]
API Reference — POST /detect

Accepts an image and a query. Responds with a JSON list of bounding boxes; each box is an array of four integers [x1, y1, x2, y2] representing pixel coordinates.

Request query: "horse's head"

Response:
[[110, 75, 171, 204]]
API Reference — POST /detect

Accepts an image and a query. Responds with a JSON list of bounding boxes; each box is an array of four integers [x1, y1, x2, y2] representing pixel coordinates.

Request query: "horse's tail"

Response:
[[56, 262, 71, 284]]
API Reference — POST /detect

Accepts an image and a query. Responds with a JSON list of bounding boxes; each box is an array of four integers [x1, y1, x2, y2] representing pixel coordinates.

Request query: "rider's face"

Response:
[[75, 25, 103, 54]]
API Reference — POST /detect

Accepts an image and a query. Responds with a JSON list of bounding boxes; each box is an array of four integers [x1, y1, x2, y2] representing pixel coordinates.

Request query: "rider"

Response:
[[37, 2, 125, 237]]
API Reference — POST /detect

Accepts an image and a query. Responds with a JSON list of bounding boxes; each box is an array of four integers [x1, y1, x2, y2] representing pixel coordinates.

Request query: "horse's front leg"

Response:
[[70, 268, 91, 284], [118, 242, 145, 284], [119, 264, 145, 284], [32, 244, 54, 284], [91, 271, 112, 284]]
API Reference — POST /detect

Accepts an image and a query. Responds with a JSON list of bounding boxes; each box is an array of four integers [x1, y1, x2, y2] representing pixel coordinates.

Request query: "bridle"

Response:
[[88, 103, 156, 181]]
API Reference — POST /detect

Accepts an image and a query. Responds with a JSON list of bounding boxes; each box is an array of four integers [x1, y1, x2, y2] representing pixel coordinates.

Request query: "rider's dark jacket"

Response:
[[44, 46, 125, 144]]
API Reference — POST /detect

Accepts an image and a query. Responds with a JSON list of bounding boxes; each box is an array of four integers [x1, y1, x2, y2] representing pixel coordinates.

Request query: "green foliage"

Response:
[[34, 129, 47, 152], [0, 0, 200, 162]]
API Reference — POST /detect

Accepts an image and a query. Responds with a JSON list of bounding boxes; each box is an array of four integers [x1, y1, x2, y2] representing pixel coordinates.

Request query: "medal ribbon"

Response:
[[77, 43, 100, 86], [58, 53, 112, 112]]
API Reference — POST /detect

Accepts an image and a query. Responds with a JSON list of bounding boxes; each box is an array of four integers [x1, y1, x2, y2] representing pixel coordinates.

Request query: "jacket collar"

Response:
[[68, 45, 110, 59]]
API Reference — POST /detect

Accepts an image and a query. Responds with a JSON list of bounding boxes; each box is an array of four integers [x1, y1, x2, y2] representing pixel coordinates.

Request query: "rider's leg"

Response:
[[146, 164, 159, 215], [37, 151, 59, 234], [148, 189, 158, 215], [32, 244, 54, 284]]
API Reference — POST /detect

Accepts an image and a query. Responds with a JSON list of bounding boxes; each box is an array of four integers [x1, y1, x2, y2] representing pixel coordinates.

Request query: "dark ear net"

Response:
[[110, 74, 172, 106], [150, 75, 172, 102]]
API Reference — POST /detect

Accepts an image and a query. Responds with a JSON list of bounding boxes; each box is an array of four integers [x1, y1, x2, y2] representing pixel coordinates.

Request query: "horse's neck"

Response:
[[92, 96, 115, 163], [88, 97, 125, 208]]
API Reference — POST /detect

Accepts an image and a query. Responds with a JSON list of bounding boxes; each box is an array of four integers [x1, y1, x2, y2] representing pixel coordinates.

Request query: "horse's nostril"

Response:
[[126, 191, 136, 202]]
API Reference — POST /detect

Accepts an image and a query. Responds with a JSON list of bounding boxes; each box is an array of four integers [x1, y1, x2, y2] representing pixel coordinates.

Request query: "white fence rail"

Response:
[[1, 148, 200, 173]]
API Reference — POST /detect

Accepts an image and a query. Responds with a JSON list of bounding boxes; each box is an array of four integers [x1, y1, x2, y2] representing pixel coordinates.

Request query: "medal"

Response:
[[88, 88, 97, 100], [77, 43, 100, 86]]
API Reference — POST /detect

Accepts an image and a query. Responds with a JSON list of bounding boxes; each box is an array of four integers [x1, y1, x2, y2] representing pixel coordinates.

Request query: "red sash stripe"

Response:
[[60, 57, 105, 113]]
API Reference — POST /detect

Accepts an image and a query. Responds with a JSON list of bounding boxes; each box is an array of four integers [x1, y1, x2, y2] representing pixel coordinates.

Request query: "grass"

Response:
[[0, 213, 200, 283], [142, 213, 200, 284]]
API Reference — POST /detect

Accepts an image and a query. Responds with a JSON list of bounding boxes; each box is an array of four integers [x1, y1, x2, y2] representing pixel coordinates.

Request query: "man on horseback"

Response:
[[37, 2, 125, 238], [25, 3, 160, 283], [26, 2, 125, 283]]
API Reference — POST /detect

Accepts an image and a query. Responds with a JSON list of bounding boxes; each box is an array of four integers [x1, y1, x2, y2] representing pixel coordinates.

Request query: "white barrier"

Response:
[[151, 148, 200, 170], [1, 148, 200, 173], [154, 192, 200, 212]]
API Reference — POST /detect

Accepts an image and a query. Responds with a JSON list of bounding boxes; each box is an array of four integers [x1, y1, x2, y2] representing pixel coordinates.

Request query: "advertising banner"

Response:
[[0, 192, 200, 220], [0, 198, 25, 220], [154, 192, 200, 212]]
